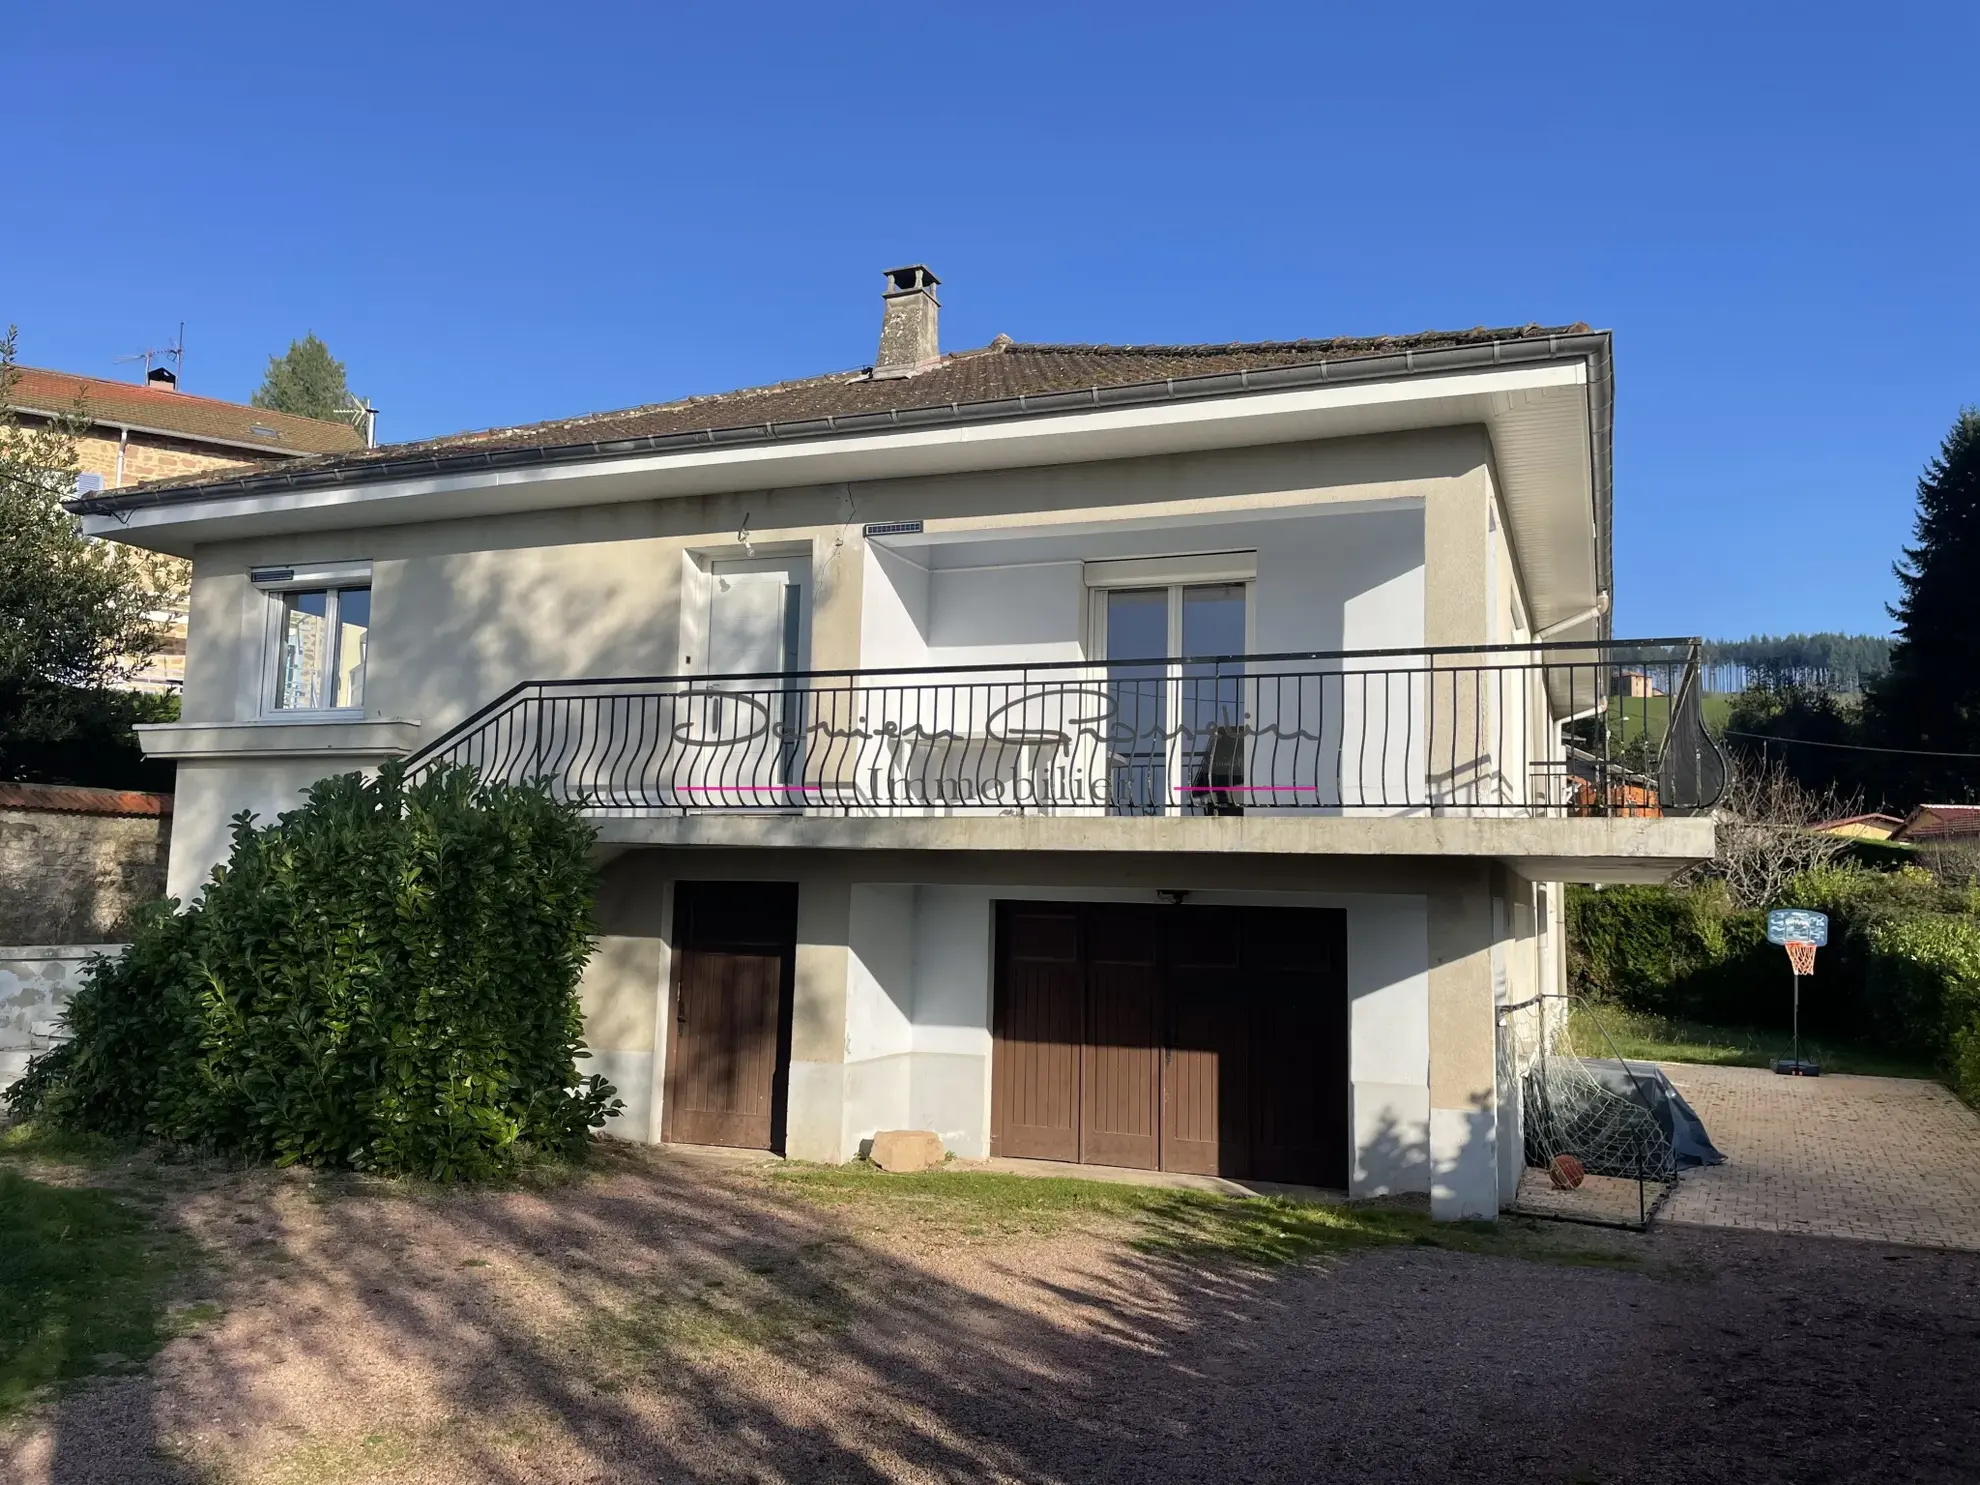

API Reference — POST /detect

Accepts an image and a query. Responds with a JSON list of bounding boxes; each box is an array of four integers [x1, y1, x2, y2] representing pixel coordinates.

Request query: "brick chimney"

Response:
[[874, 265, 940, 379], [146, 366, 179, 393]]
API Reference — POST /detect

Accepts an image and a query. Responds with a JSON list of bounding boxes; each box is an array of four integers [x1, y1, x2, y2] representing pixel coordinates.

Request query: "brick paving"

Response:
[[1660, 1062, 1980, 1250]]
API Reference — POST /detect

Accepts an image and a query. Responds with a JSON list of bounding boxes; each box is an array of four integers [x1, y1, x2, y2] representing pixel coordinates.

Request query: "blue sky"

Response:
[[7, 5, 1974, 639]]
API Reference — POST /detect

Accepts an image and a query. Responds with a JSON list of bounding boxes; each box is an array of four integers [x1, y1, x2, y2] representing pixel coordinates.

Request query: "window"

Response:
[[74, 472, 106, 495], [272, 585, 370, 711], [1082, 558, 1255, 816]]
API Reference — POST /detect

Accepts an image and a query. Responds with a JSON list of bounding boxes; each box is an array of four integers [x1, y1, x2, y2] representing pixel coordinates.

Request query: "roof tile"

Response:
[[100, 324, 1589, 497], [0, 782, 173, 817], [8, 366, 365, 457]]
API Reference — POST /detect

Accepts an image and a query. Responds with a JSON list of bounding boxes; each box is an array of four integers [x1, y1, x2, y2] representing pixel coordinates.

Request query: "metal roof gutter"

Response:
[[64, 332, 1614, 605]]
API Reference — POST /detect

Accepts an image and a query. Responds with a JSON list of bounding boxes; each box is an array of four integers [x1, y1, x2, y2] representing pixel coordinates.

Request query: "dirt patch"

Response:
[[3, 1141, 1977, 1484]]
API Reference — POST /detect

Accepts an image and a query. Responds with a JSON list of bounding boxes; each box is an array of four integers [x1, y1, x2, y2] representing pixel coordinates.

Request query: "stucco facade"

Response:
[[83, 306, 1712, 1219]]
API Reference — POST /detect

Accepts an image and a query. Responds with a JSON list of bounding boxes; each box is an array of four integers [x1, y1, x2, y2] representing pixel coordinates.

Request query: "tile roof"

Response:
[[93, 324, 1592, 500], [7, 366, 365, 457], [1894, 805, 1980, 842], [0, 781, 173, 817]]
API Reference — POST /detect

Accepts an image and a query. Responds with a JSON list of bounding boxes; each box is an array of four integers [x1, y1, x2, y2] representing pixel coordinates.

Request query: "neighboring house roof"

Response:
[[0, 781, 173, 818], [1892, 805, 1980, 842], [7, 365, 364, 458], [1812, 812, 1905, 839], [70, 324, 1596, 507]]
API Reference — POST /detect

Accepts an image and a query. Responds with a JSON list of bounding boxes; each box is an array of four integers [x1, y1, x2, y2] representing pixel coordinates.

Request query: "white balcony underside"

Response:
[[587, 811, 1714, 884]]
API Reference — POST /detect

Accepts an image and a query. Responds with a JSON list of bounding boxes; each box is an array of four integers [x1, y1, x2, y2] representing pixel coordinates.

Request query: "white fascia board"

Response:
[[82, 361, 1588, 557]]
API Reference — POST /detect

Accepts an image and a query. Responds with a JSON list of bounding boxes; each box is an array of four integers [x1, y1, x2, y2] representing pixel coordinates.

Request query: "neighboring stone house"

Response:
[[72, 266, 1722, 1220], [8, 364, 365, 689], [0, 781, 172, 942]]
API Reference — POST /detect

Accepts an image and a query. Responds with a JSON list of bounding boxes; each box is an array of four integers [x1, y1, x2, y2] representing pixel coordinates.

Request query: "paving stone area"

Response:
[[1660, 1062, 1980, 1250]]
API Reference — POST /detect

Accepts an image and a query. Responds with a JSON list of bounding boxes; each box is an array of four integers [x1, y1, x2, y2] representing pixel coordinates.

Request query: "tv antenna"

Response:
[[334, 392, 380, 448], [114, 322, 185, 384]]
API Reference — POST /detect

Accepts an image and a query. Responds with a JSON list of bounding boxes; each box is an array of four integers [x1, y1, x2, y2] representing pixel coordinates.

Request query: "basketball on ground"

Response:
[[1549, 1154, 1587, 1190]]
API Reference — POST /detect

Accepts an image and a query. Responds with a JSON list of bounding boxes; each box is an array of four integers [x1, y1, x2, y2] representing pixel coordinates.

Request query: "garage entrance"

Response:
[[990, 902, 1349, 1187], [661, 882, 797, 1152]]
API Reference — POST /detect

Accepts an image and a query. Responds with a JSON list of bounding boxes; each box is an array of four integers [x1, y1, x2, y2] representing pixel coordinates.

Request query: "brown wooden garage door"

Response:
[[662, 882, 798, 1152], [991, 902, 1348, 1187]]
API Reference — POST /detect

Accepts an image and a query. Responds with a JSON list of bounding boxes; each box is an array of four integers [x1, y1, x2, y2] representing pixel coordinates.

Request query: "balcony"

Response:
[[406, 640, 1725, 826]]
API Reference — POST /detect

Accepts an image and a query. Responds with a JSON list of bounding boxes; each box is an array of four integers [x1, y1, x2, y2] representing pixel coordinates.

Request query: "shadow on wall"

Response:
[[1355, 1106, 1434, 1199], [25, 1111, 1550, 1485], [0, 809, 169, 944], [371, 487, 864, 740]]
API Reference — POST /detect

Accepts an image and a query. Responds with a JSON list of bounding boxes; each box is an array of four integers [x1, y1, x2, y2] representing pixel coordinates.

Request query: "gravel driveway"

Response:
[[4, 1144, 1978, 1484]]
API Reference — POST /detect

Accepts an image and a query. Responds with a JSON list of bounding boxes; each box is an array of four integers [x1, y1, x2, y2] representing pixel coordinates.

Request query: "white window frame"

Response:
[[1083, 554, 1257, 816], [253, 561, 373, 719], [1082, 552, 1258, 659]]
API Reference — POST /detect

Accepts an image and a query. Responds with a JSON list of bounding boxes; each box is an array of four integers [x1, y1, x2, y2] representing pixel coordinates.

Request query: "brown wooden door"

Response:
[[1162, 907, 1250, 1177], [1081, 907, 1162, 1170], [990, 905, 1082, 1161], [662, 882, 796, 1152]]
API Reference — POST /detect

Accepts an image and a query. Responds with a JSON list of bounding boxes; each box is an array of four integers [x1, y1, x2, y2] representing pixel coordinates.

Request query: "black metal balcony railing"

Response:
[[404, 639, 1726, 820]]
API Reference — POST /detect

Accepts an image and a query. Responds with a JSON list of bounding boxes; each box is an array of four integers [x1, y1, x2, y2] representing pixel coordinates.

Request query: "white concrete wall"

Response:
[[160, 430, 1485, 891], [0, 945, 116, 1089], [167, 758, 371, 902], [908, 887, 998, 1151], [859, 504, 1426, 666], [859, 545, 929, 670], [842, 884, 917, 1151]]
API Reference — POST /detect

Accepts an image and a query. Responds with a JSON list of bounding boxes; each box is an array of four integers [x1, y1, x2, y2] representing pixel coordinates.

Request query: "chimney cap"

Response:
[[145, 366, 179, 391], [882, 264, 940, 298]]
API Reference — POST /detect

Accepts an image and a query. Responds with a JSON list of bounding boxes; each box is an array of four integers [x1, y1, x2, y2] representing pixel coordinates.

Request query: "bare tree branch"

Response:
[[1683, 753, 1853, 909]]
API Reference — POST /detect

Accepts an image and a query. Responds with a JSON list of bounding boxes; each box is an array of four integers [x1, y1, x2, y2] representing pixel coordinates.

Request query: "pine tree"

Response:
[[252, 333, 353, 422], [1865, 409, 1980, 803]]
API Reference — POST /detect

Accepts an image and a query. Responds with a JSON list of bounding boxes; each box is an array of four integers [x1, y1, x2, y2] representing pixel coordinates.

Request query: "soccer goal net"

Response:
[[1497, 993, 1677, 1228]]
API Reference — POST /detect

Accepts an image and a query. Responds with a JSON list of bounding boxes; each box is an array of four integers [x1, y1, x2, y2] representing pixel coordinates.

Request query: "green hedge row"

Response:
[[5, 764, 620, 1179], [1569, 866, 1980, 1105]]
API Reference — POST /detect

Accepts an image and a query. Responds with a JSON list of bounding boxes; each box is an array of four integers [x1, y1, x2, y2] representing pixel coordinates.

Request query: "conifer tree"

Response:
[[252, 333, 353, 422], [1865, 409, 1980, 802]]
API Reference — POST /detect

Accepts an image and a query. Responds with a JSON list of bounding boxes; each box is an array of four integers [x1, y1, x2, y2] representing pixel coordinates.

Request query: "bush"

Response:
[[1569, 864, 1980, 1106], [5, 764, 620, 1178]]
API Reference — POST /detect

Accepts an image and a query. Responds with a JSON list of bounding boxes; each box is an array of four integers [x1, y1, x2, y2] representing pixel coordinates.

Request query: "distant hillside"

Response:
[[1700, 633, 1892, 693]]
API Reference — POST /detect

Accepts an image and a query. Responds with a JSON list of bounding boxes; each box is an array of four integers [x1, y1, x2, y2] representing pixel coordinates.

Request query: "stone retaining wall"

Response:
[[0, 785, 171, 943]]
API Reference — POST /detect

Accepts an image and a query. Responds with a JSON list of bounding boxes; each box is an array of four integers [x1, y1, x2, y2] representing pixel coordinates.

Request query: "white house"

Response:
[[72, 267, 1719, 1219]]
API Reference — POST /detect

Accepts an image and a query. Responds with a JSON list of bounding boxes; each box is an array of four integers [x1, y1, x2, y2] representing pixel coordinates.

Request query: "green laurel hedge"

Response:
[[4, 764, 619, 1178], [1569, 866, 1980, 1106]]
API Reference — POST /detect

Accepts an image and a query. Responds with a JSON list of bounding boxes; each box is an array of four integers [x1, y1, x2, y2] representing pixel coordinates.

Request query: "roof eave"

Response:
[[67, 331, 1613, 521]]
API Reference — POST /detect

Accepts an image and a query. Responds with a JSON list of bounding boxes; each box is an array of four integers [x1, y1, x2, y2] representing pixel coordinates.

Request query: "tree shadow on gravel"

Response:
[[13, 1144, 1980, 1485]]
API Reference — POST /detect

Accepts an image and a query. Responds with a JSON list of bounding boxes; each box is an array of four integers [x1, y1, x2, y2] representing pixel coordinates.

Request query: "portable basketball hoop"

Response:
[[1767, 909, 1828, 1076]]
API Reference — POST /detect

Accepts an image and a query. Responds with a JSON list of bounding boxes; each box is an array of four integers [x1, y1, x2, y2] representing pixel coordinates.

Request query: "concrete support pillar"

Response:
[[1422, 434, 1494, 650], [785, 878, 854, 1162], [1422, 437, 1498, 810], [1427, 864, 1499, 1219], [575, 854, 669, 1142]]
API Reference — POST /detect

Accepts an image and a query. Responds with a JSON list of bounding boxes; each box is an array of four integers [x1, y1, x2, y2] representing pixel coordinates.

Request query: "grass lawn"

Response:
[[0, 1154, 199, 1419], [1602, 691, 1736, 750], [770, 1162, 1635, 1269], [1567, 1003, 1938, 1080]]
